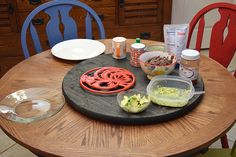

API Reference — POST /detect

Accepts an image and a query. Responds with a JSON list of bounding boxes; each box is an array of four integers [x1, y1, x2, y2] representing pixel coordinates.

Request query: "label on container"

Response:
[[112, 37, 126, 59], [179, 64, 198, 80], [130, 43, 145, 67]]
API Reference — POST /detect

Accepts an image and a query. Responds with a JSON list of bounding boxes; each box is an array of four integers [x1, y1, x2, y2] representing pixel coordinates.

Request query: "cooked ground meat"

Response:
[[146, 56, 174, 66]]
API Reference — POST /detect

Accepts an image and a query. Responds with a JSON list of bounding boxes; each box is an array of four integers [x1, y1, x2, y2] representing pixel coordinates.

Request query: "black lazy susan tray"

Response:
[[62, 54, 204, 125]]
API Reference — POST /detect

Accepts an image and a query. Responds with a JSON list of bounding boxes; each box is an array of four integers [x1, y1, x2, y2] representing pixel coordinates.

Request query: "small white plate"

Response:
[[51, 39, 106, 60]]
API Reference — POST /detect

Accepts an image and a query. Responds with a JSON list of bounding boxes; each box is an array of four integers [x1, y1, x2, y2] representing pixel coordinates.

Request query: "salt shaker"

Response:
[[179, 49, 200, 85]]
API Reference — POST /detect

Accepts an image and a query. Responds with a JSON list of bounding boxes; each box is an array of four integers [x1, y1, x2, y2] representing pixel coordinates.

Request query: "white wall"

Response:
[[171, 0, 235, 48]]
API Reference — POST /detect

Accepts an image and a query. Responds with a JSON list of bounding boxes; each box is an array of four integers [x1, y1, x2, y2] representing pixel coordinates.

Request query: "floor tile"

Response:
[[0, 144, 37, 157], [200, 49, 209, 57], [228, 125, 236, 139], [0, 129, 15, 153], [209, 139, 222, 148], [228, 52, 236, 72]]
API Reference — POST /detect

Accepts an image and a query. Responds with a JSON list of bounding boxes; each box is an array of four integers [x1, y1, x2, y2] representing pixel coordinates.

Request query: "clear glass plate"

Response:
[[0, 88, 65, 123]]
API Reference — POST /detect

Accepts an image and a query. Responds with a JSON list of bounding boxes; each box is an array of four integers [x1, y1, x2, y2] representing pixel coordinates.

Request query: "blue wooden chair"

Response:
[[21, 0, 105, 58]]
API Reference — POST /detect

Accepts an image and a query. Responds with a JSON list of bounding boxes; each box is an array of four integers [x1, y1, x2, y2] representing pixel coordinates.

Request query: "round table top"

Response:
[[0, 39, 236, 157]]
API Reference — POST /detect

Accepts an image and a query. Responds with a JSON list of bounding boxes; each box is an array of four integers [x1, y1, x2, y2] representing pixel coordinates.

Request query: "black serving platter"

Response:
[[62, 54, 204, 125]]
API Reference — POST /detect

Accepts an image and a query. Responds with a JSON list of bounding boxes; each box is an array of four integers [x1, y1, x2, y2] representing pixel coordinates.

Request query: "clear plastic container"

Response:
[[146, 75, 196, 107], [179, 49, 200, 85]]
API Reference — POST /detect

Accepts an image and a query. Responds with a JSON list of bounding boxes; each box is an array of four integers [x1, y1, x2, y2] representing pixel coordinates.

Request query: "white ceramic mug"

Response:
[[112, 37, 126, 59]]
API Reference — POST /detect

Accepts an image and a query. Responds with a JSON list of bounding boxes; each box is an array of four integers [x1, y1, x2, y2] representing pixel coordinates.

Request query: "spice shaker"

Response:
[[130, 42, 145, 67], [179, 49, 200, 84]]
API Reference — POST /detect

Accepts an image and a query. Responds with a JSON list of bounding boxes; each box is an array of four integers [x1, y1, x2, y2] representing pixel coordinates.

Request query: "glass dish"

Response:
[[0, 88, 65, 123], [147, 75, 199, 107], [117, 89, 151, 113], [144, 45, 165, 52], [139, 51, 176, 79]]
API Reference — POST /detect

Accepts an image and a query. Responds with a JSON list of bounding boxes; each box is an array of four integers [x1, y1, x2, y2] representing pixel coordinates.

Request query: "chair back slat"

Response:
[[59, 5, 78, 40], [209, 8, 236, 67], [29, 23, 42, 53], [195, 16, 205, 52], [85, 13, 93, 39], [44, 7, 63, 47]]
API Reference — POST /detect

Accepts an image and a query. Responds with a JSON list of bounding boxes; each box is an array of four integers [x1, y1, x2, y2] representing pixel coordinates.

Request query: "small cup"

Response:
[[112, 37, 126, 59], [117, 89, 151, 113], [130, 43, 145, 67]]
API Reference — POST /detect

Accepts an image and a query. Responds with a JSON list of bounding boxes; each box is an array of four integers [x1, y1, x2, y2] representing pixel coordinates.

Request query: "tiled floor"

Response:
[[0, 50, 235, 156], [0, 129, 37, 157]]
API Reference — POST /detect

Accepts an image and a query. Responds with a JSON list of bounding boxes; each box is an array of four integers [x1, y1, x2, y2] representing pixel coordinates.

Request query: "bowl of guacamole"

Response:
[[147, 75, 195, 107], [117, 89, 151, 113]]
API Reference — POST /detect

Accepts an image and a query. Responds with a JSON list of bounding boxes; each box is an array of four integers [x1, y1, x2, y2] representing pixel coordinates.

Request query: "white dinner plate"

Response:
[[51, 39, 106, 60]]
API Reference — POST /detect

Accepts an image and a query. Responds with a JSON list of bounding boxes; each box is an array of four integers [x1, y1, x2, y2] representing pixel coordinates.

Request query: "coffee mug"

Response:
[[112, 37, 126, 59]]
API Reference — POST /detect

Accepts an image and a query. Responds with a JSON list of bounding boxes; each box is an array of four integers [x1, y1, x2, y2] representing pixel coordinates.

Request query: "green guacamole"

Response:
[[150, 87, 191, 107], [120, 94, 150, 113]]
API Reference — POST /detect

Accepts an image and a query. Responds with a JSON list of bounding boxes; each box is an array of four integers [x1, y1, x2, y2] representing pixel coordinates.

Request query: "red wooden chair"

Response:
[[187, 2, 236, 148]]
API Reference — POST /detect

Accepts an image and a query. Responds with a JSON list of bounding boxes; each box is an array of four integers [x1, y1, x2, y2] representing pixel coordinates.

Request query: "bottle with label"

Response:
[[179, 49, 200, 85], [130, 40, 145, 67]]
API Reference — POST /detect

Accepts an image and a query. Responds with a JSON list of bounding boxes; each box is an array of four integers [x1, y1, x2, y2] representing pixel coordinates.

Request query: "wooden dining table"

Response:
[[0, 39, 236, 157]]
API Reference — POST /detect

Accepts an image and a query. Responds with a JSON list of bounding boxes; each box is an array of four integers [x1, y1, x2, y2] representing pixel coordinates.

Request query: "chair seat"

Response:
[[197, 149, 232, 157]]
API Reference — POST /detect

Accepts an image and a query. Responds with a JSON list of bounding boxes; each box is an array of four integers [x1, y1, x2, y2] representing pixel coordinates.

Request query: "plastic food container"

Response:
[[139, 51, 176, 79], [144, 45, 165, 52], [146, 75, 195, 107], [117, 89, 151, 113]]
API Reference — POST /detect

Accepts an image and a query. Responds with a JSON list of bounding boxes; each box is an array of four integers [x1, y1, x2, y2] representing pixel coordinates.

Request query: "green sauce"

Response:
[[151, 87, 191, 107]]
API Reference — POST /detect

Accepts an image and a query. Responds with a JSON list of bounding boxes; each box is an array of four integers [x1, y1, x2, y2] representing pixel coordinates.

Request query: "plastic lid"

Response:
[[181, 49, 200, 60], [112, 37, 126, 42], [135, 38, 141, 43], [131, 43, 145, 49]]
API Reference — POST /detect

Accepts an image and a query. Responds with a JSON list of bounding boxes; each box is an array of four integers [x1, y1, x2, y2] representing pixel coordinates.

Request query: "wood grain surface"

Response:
[[0, 39, 236, 157]]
